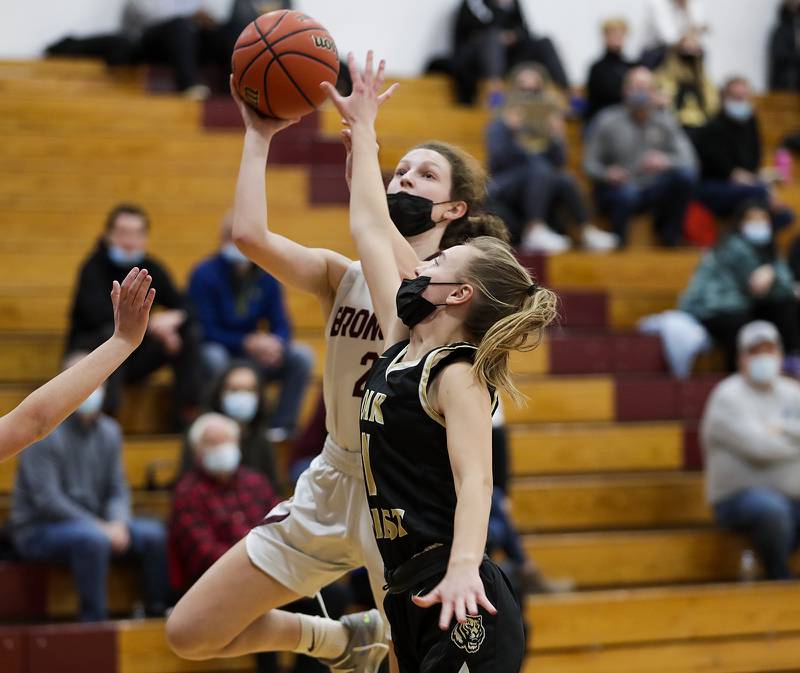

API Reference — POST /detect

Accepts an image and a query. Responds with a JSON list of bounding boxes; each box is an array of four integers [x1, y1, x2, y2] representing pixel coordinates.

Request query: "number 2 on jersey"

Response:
[[352, 351, 379, 397]]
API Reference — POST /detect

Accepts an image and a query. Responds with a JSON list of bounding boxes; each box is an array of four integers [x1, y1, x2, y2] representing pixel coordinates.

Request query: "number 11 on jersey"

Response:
[[361, 432, 377, 496]]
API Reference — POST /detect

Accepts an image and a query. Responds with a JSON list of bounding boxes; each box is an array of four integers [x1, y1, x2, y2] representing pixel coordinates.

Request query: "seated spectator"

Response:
[[640, 0, 710, 69], [171, 413, 348, 673], [701, 321, 800, 580], [67, 203, 201, 429], [10, 352, 169, 621], [583, 67, 698, 247], [487, 64, 618, 253], [655, 34, 718, 137], [188, 214, 313, 444], [679, 201, 800, 371], [179, 361, 279, 489], [446, 0, 569, 105], [694, 76, 795, 231], [584, 17, 637, 125], [769, 0, 800, 91]]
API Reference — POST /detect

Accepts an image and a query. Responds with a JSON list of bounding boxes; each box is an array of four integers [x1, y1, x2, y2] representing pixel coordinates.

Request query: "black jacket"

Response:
[[769, 3, 800, 89], [454, 0, 528, 51], [67, 239, 185, 351], [694, 111, 762, 181], [585, 50, 636, 123]]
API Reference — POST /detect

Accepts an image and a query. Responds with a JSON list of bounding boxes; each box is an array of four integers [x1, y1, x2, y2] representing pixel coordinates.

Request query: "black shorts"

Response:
[[384, 558, 525, 673]]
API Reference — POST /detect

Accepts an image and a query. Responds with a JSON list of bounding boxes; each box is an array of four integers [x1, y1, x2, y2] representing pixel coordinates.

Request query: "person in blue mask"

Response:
[[67, 203, 202, 428], [679, 200, 800, 372]]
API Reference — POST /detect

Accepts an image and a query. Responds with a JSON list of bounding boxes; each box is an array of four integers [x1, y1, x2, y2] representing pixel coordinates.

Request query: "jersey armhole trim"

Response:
[[418, 344, 478, 428]]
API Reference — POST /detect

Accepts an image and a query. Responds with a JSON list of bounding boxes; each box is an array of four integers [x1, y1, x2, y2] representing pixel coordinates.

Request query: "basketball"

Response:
[[231, 10, 340, 120]]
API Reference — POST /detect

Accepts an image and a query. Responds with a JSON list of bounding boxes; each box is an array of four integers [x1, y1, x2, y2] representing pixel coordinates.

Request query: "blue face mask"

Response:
[[221, 242, 250, 265], [724, 100, 752, 122], [626, 90, 651, 110], [78, 387, 105, 416], [742, 220, 771, 246], [108, 245, 145, 267]]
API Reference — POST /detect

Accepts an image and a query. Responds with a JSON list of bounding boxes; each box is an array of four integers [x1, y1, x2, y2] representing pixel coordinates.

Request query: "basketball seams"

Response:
[[267, 51, 339, 76], [233, 10, 291, 89]]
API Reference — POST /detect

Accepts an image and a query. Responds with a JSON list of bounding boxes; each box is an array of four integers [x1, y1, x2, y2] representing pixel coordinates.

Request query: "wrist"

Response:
[[447, 552, 482, 572], [244, 129, 271, 151]]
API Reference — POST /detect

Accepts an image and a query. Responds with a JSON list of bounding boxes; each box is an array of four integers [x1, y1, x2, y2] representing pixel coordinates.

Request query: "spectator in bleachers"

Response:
[[487, 63, 618, 253], [769, 0, 800, 92], [188, 214, 313, 444], [179, 361, 278, 488], [640, 0, 710, 70], [10, 352, 169, 621], [171, 412, 348, 673], [679, 201, 800, 372], [67, 203, 202, 429], [701, 320, 800, 580], [655, 34, 718, 138], [446, 0, 569, 105], [694, 76, 795, 231], [584, 17, 637, 125], [583, 67, 697, 247]]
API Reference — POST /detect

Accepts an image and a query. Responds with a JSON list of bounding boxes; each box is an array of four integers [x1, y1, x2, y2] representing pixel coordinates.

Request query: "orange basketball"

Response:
[[231, 10, 339, 119]]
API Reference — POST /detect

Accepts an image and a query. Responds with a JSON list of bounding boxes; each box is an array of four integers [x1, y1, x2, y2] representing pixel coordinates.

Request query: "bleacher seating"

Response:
[[0, 58, 799, 673]]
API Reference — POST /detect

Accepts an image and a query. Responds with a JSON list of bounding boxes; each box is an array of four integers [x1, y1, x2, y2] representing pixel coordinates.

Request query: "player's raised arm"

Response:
[[0, 268, 156, 462], [230, 78, 352, 311], [322, 52, 403, 340]]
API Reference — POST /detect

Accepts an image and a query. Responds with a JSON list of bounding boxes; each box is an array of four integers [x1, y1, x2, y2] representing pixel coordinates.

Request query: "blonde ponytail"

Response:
[[462, 237, 559, 403]]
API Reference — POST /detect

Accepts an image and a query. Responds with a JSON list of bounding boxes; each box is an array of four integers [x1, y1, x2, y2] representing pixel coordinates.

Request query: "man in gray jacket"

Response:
[[701, 320, 800, 579], [11, 353, 169, 621], [583, 66, 698, 246]]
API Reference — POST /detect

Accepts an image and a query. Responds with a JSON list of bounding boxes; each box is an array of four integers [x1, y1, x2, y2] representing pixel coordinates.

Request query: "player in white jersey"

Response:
[[166, 66, 508, 673]]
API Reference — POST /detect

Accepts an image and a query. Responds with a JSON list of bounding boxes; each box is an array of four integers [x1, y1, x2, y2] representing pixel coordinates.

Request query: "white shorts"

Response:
[[246, 435, 387, 613]]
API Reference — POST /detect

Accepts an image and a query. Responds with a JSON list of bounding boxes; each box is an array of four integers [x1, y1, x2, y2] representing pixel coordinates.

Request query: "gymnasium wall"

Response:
[[0, 0, 783, 90]]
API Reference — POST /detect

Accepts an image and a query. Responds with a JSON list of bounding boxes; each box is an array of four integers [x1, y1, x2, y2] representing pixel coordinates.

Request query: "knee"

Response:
[[285, 343, 314, 376], [132, 519, 167, 549], [749, 491, 794, 538], [667, 168, 697, 191], [165, 608, 224, 660], [202, 342, 231, 377], [78, 525, 112, 560]]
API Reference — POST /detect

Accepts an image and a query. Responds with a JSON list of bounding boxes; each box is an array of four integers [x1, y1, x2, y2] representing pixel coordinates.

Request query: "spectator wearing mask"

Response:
[[179, 361, 278, 488], [584, 17, 638, 125], [10, 353, 169, 621], [188, 213, 313, 444], [679, 201, 800, 372], [583, 66, 698, 247], [67, 203, 202, 428], [770, 0, 800, 91], [694, 76, 795, 231], [448, 0, 569, 105], [640, 0, 710, 69], [487, 63, 618, 253], [701, 320, 800, 580], [655, 34, 718, 138]]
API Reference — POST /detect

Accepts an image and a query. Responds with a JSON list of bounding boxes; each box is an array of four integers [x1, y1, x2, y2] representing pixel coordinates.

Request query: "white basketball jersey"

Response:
[[323, 261, 385, 453]]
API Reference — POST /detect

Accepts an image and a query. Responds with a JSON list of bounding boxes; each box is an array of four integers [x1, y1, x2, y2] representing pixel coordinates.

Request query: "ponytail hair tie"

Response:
[[526, 283, 538, 297]]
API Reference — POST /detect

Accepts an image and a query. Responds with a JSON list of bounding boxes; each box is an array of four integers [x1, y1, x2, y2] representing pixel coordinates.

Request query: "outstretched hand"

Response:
[[321, 51, 398, 128], [229, 75, 299, 140], [112, 267, 156, 348], [411, 565, 497, 630]]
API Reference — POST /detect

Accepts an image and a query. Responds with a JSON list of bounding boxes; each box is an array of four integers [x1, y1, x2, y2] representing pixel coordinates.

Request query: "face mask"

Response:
[[78, 388, 105, 416], [108, 245, 145, 267], [202, 442, 241, 476], [221, 242, 250, 265], [742, 220, 771, 245], [724, 100, 752, 122], [222, 390, 259, 423], [387, 192, 451, 237], [626, 90, 651, 110], [746, 353, 780, 386], [396, 276, 462, 328]]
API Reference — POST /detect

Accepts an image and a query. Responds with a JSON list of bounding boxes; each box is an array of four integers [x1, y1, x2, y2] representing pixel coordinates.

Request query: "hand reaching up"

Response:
[[111, 267, 156, 348]]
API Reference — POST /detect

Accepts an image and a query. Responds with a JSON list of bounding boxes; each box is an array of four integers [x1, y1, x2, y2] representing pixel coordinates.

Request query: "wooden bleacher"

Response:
[[0, 58, 799, 673]]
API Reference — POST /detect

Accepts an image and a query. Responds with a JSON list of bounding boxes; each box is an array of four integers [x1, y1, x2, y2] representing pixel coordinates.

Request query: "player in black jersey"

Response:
[[323, 53, 558, 672]]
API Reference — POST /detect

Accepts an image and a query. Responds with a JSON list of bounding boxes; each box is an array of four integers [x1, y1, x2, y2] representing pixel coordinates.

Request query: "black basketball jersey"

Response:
[[359, 339, 497, 572]]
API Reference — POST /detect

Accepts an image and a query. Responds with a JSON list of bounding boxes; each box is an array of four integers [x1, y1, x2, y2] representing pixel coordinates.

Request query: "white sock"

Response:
[[293, 614, 349, 660]]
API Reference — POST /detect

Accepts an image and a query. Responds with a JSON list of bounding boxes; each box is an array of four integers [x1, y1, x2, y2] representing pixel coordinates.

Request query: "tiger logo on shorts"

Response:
[[451, 615, 486, 653]]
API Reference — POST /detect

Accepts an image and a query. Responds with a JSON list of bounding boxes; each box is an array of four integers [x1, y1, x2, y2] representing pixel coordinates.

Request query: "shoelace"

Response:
[[352, 642, 391, 656]]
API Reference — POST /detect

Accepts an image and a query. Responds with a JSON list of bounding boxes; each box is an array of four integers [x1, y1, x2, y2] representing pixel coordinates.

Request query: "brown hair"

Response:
[[412, 140, 510, 248], [462, 237, 558, 403]]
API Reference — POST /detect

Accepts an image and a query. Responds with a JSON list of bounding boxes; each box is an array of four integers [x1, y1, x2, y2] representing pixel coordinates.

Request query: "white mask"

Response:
[[742, 220, 771, 245], [222, 391, 259, 423], [746, 354, 780, 386], [78, 388, 105, 416], [202, 442, 241, 476], [220, 242, 250, 265]]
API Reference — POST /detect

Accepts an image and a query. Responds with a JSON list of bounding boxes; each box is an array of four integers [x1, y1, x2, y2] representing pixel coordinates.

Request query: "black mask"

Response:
[[395, 276, 461, 328], [387, 192, 451, 237]]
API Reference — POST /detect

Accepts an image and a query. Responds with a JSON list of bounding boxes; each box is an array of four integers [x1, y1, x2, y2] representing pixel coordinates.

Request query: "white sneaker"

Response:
[[520, 223, 571, 254], [318, 609, 389, 673], [581, 224, 619, 252]]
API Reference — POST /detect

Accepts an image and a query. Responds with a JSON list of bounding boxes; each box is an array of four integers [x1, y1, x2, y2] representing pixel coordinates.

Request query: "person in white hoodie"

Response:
[[701, 320, 800, 579]]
